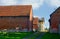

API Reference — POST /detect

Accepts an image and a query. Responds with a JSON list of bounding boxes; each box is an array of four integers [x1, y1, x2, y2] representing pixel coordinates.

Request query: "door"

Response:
[[58, 24, 60, 34]]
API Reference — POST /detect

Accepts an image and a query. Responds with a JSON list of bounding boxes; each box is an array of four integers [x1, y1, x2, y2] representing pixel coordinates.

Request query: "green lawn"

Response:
[[0, 32, 33, 39], [41, 32, 60, 39]]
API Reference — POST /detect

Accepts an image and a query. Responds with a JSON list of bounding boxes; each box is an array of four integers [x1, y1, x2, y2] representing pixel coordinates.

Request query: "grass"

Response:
[[41, 32, 60, 39], [0, 32, 33, 39]]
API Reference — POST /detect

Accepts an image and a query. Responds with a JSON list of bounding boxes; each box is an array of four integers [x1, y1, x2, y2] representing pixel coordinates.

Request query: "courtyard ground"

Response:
[[0, 32, 60, 39]]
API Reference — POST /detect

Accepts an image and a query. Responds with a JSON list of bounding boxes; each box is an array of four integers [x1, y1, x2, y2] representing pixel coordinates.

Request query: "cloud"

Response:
[[0, 0, 44, 9], [33, 16, 39, 18], [18, 0, 44, 9], [0, 0, 17, 5], [45, 0, 60, 7]]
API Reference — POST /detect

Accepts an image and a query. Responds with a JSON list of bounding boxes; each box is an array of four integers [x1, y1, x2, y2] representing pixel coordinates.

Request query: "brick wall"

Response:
[[0, 16, 29, 31], [49, 7, 60, 33]]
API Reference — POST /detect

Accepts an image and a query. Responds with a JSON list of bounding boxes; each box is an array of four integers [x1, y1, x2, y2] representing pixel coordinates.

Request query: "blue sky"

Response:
[[0, 0, 60, 28]]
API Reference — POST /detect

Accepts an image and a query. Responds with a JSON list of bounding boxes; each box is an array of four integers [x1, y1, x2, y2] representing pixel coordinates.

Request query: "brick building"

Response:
[[49, 7, 60, 33], [33, 17, 39, 32], [0, 5, 33, 32]]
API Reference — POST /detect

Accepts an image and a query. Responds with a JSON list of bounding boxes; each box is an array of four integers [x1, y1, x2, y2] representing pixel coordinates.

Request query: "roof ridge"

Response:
[[50, 7, 60, 17]]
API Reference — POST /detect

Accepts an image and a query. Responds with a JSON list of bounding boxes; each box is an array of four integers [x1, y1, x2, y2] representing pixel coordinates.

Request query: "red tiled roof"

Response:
[[0, 5, 32, 16]]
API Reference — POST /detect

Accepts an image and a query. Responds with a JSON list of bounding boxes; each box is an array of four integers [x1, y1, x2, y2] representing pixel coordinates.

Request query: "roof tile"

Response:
[[0, 5, 32, 16]]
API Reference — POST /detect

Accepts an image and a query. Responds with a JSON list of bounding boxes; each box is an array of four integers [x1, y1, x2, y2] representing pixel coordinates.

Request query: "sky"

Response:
[[0, 0, 60, 28]]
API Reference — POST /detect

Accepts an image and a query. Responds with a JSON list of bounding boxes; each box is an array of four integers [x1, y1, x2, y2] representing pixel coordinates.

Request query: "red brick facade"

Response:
[[0, 5, 33, 32], [49, 7, 60, 33], [33, 17, 39, 31]]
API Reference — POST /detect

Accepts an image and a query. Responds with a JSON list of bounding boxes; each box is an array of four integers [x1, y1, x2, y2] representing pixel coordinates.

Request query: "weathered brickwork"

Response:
[[49, 7, 60, 33], [33, 17, 39, 31]]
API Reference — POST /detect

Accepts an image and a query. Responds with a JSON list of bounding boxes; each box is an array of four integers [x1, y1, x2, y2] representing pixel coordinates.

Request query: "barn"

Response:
[[0, 5, 33, 32]]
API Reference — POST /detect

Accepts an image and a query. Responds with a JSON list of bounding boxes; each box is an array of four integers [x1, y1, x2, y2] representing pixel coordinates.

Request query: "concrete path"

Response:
[[36, 32, 46, 39]]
